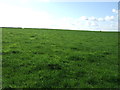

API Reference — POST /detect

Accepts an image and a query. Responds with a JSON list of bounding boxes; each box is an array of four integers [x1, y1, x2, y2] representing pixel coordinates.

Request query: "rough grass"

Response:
[[2, 28, 119, 88]]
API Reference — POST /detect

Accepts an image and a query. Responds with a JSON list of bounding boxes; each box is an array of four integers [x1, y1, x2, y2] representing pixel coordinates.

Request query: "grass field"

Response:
[[2, 28, 119, 88]]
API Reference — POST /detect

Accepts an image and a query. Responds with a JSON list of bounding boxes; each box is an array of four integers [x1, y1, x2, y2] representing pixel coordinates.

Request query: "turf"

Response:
[[2, 28, 119, 88]]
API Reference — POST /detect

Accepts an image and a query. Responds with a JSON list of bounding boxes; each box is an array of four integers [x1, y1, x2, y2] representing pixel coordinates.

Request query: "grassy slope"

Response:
[[2, 28, 119, 88]]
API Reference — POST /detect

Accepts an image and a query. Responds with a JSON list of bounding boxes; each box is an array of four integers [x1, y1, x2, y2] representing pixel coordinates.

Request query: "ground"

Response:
[[2, 28, 119, 88]]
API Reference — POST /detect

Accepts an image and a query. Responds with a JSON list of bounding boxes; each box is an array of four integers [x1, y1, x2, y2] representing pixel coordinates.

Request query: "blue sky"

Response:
[[0, 0, 119, 31], [33, 2, 118, 18]]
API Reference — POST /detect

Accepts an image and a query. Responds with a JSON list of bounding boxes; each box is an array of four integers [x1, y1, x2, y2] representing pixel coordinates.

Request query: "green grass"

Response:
[[2, 28, 119, 88]]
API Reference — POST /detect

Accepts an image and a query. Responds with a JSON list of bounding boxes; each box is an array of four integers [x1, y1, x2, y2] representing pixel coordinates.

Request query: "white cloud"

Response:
[[89, 16, 97, 21], [79, 16, 88, 20], [85, 21, 91, 26], [112, 9, 118, 13], [98, 18, 104, 21], [91, 22, 98, 26], [104, 16, 115, 21]]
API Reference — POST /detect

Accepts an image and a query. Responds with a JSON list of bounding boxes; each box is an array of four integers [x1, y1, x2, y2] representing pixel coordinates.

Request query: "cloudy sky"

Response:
[[0, 0, 119, 31]]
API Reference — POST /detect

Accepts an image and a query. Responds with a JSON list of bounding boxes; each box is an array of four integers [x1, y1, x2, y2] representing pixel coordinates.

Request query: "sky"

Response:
[[0, 0, 119, 31]]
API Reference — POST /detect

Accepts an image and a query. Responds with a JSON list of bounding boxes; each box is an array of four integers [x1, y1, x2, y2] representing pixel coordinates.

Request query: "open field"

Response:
[[2, 28, 119, 88]]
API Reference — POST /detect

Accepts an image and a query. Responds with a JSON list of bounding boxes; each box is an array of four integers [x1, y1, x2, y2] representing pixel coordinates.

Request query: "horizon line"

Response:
[[0, 27, 119, 32]]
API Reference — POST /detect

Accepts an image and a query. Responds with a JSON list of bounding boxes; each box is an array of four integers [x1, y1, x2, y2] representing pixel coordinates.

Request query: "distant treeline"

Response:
[[0, 27, 22, 29], [0, 27, 83, 31], [0, 27, 67, 31]]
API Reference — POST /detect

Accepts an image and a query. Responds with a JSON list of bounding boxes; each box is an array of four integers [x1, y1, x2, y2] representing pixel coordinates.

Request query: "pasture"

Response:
[[2, 28, 119, 88]]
